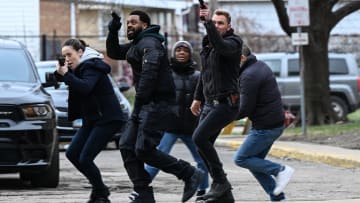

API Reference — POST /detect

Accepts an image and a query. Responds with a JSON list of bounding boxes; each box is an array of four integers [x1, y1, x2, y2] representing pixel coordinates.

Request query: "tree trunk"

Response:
[[302, 5, 337, 125], [271, 0, 360, 126]]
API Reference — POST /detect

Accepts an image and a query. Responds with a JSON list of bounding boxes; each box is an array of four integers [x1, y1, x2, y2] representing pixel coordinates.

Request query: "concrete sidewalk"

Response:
[[216, 134, 360, 168]]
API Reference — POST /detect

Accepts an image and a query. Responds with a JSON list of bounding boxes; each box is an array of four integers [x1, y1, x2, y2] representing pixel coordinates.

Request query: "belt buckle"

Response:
[[213, 99, 219, 105]]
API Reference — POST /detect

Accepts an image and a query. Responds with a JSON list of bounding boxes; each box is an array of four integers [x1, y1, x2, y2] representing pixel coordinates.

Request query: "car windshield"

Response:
[[0, 49, 36, 82]]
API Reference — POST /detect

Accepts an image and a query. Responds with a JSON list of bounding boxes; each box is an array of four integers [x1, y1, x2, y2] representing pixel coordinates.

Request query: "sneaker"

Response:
[[182, 168, 205, 202], [273, 165, 295, 195], [128, 187, 155, 203], [271, 192, 286, 202], [128, 191, 139, 202], [196, 190, 206, 196]]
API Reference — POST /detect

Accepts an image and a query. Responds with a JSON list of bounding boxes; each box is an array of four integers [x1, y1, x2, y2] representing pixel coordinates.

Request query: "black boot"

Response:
[[87, 187, 111, 203], [128, 186, 155, 203], [197, 180, 232, 201], [204, 190, 234, 203], [182, 168, 205, 202]]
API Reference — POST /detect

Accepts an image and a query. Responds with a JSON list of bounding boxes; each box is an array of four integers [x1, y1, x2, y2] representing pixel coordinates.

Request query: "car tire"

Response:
[[114, 136, 120, 149], [19, 172, 32, 181], [331, 95, 348, 121], [30, 140, 60, 188]]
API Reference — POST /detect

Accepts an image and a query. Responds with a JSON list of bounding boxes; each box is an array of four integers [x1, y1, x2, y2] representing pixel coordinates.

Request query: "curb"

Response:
[[216, 138, 360, 168]]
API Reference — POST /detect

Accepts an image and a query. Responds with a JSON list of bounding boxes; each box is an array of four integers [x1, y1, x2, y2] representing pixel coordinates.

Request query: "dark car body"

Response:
[[0, 39, 59, 187], [36, 60, 131, 145]]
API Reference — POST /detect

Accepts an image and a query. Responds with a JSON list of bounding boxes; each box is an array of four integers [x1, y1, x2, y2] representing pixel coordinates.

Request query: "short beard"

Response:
[[127, 28, 143, 40]]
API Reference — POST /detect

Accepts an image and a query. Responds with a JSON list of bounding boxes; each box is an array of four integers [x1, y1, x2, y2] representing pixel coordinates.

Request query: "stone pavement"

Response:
[[1, 139, 360, 203], [214, 131, 360, 202]]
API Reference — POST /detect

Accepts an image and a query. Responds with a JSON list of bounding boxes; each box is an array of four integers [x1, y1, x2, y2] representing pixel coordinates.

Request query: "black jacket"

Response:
[[106, 25, 175, 113], [170, 58, 200, 134], [194, 21, 243, 102], [237, 54, 284, 129], [55, 49, 126, 123]]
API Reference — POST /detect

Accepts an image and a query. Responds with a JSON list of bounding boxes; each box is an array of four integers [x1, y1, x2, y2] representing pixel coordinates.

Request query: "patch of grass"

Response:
[[348, 109, 360, 121], [283, 109, 360, 138]]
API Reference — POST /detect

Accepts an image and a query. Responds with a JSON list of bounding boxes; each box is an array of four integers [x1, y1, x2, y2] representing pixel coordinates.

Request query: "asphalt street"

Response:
[[0, 142, 359, 203]]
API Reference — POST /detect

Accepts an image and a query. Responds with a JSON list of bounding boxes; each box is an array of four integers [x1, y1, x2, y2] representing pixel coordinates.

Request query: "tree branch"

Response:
[[329, 0, 339, 8], [330, 2, 360, 29], [271, 0, 294, 36]]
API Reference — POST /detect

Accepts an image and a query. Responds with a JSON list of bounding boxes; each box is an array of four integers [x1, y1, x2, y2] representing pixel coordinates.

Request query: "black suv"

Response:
[[0, 39, 59, 187]]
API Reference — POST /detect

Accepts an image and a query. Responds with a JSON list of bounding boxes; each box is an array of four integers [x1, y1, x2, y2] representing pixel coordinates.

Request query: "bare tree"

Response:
[[271, 0, 360, 125]]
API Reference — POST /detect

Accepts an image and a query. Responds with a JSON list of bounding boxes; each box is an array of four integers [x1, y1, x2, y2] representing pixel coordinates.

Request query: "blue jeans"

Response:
[[233, 126, 285, 201], [145, 132, 209, 191], [66, 120, 123, 190]]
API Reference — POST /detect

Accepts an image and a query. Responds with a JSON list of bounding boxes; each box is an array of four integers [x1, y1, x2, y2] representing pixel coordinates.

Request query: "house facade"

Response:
[[0, 0, 358, 63], [0, 0, 40, 61]]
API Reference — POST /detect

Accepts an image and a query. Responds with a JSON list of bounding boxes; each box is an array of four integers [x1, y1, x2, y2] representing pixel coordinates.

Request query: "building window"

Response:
[[99, 11, 113, 37]]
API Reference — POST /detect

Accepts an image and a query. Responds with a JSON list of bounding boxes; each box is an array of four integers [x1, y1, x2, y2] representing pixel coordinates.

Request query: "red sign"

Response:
[[288, 0, 310, 27]]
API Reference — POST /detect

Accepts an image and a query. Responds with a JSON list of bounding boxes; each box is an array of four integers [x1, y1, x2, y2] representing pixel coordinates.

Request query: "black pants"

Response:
[[192, 102, 238, 183], [66, 120, 124, 190], [119, 105, 194, 190]]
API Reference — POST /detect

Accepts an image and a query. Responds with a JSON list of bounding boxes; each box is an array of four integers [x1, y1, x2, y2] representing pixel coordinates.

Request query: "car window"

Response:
[[0, 49, 36, 82], [329, 59, 348, 74], [288, 58, 349, 76], [262, 59, 281, 76], [288, 59, 300, 76]]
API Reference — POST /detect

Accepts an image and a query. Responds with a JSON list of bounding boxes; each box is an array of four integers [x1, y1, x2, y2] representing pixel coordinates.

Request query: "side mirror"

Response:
[[42, 72, 59, 89]]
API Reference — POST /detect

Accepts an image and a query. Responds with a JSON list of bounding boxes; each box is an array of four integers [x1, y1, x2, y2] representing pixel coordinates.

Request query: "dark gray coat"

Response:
[[55, 49, 126, 123], [237, 54, 284, 129]]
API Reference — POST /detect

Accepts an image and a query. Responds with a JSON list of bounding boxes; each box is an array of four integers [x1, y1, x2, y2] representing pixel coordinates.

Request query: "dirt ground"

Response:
[[280, 130, 360, 150]]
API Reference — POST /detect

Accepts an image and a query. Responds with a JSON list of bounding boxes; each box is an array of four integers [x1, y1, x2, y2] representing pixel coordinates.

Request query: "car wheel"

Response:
[[331, 95, 348, 121], [19, 172, 32, 181], [30, 141, 60, 188]]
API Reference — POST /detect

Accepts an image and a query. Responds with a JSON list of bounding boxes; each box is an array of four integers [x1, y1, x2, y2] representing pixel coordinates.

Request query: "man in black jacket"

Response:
[[106, 10, 203, 203], [234, 45, 295, 202], [190, 8, 242, 202]]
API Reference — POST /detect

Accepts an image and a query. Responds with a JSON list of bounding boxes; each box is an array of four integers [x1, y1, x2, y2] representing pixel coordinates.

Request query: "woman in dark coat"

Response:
[[55, 39, 127, 203]]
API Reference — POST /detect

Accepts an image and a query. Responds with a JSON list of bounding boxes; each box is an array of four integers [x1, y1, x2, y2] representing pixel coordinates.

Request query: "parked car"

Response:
[[35, 60, 131, 147], [0, 39, 59, 187], [256, 52, 360, 120]]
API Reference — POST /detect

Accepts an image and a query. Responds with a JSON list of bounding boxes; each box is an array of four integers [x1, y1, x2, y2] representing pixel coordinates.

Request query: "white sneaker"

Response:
[[273, 165, 295, 195]]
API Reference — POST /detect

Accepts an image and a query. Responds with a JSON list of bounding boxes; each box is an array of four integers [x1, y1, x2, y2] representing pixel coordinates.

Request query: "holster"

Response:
[[226, 93, 240, 108]]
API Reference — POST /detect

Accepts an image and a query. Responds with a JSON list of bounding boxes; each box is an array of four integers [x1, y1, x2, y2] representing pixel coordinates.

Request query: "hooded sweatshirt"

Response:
[[59, 47, 127, 122]]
